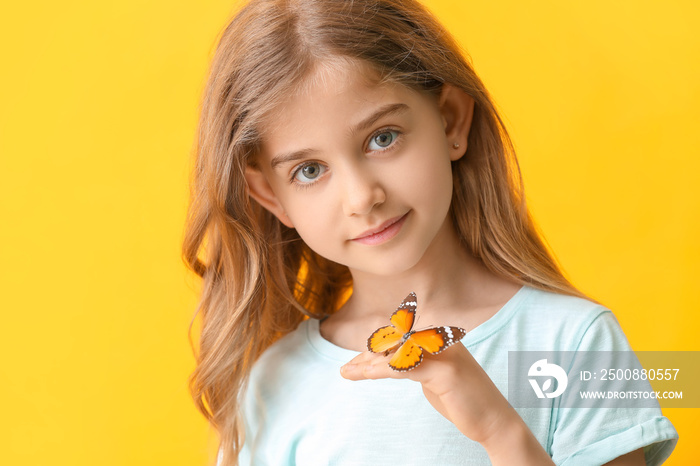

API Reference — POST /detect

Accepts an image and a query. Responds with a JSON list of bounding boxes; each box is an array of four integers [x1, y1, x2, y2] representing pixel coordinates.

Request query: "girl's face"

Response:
[[246, 60, 472, 277]]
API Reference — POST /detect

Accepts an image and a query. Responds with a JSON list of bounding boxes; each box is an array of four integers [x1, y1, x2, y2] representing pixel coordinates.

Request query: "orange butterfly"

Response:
[[367, 292, 467, 372]]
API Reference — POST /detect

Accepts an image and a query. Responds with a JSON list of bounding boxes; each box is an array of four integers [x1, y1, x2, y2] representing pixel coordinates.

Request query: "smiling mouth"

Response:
[[351, 212, 409, 245]]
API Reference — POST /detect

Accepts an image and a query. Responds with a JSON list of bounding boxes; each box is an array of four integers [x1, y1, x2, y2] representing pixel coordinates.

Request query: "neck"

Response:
[[343, 217, 517, 325]]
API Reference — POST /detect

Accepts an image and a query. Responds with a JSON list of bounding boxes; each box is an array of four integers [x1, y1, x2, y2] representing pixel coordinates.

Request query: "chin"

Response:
[[347, 252, 424, 277]]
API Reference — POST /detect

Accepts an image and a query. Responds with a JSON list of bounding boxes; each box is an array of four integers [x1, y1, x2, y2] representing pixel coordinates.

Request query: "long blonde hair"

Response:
[[182, 0, 589, 463]]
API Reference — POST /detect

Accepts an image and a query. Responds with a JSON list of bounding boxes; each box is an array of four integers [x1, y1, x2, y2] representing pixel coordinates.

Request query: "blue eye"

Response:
[[367, 130, 399, 151], [293, 162, 326, 184]]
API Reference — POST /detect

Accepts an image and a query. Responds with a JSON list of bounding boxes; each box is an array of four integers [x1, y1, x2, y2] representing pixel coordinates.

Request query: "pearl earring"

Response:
[[453, 142, 460, 149]]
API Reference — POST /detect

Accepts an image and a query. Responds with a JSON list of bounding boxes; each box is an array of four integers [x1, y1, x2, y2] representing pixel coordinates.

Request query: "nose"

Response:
[[340, 165, 386, 217]]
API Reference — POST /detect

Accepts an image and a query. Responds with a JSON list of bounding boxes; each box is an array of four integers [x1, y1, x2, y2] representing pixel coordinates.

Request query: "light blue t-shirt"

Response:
[[239, 286, 678, 465]]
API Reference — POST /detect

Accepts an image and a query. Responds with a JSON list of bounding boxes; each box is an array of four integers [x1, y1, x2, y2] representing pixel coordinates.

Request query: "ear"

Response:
[[438, 84, 475, 161], [244, 166, 295, 228]]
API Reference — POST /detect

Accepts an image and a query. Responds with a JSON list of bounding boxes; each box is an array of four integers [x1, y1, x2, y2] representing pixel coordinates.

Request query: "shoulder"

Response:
[[511, 289, 679, 464], [245, 318, 342, 401], [520, 286, 603, 316], [248, 319, 314, 384], [504, 286, 628, 352]]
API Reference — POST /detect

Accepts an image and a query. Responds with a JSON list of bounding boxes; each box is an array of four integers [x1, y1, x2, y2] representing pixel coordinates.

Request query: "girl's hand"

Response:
[[340, 344, 555, 465]]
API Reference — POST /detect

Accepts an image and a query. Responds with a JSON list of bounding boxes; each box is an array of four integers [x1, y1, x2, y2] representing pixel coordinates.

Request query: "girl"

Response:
[[182, 0, 678, 464]]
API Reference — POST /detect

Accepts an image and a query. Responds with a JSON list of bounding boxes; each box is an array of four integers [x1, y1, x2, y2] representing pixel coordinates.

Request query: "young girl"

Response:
[[182, 0, 678, 464]]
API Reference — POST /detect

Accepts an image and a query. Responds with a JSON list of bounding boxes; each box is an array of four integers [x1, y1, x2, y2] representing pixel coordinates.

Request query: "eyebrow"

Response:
[[269, 103, 410, 170], [351, 102, 409, 136], [270, 148, 317, 170]]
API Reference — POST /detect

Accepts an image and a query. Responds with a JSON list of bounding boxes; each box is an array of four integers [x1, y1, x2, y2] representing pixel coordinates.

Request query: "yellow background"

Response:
[[1, 0, 697, 464]]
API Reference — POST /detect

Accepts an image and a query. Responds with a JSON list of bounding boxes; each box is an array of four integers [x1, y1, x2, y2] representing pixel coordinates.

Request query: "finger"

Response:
[[344, 351, 379, 366], [340, 360, 388, 380], [341, 353, 406, 381], [340, 352, 383, 380]]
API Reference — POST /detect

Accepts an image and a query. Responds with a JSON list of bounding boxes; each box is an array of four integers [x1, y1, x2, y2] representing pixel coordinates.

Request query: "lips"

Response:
[[351, 212, 409, 245]]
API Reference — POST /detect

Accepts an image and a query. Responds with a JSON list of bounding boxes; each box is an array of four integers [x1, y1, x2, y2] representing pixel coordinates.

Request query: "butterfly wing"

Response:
[[409, 326, 466, 354], [367, 325, 403, 353], [388, 340, 424, 372], [367, 292, 417, 354], [389, 292, 417, 333], [367, 292, 466, 371]]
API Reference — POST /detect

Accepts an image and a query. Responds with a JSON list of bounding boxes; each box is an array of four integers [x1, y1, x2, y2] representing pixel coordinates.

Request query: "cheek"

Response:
[[394, 149, 454, 207], [285, 195, 340, 245]]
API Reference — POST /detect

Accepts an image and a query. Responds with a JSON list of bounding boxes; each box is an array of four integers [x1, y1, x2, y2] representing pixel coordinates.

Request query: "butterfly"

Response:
[[367, 292, 467, 372]]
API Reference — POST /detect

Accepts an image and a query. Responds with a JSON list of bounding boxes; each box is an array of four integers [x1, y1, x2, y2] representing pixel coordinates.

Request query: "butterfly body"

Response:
[[367, 292, 467, 371], [377, 330, 414, 356]]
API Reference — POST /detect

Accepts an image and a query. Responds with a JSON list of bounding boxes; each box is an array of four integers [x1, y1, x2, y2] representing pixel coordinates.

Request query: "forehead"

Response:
[[257, 58, 426, 147], [293, 57, 382, 99], [259, 59, 379, 132]]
